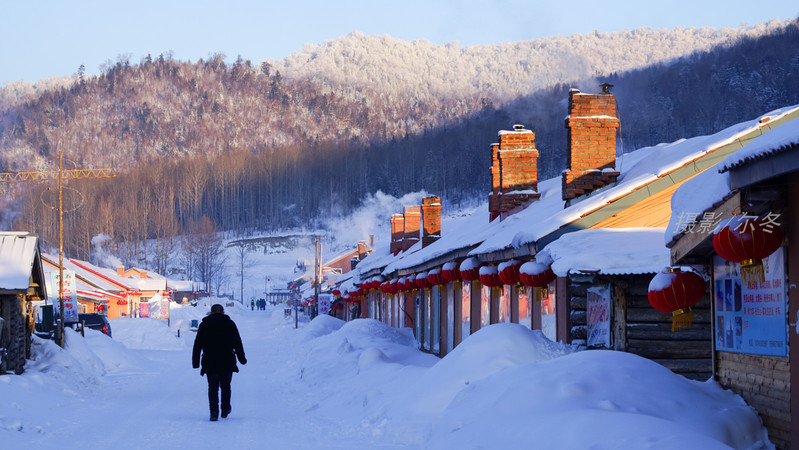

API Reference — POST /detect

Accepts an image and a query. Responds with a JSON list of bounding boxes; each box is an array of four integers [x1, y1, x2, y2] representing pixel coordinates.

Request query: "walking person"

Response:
[[192, 304, 247, 421]]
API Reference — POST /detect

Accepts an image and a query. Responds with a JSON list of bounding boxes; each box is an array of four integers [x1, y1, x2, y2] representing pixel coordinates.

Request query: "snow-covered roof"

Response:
[[167, 279, 196, 291], [472, 104, 799, 256], [352, 104, 799, 280], [42, 254, 124, 292], [41, 255, 169, 292], [718, 113, 799, 173], [80, 262, 167, 292], [536, 228, 669, 276], [0, 232, 39, 291], [667, 106, 799, 243], [364, 105, 799, 277]]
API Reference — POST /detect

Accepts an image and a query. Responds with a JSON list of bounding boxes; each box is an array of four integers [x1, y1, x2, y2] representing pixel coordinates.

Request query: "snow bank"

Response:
[[398, 324, 575, 415], [427, 350, 770, 449], [301, 314, 346, 341], [3, 300, 773, 449]]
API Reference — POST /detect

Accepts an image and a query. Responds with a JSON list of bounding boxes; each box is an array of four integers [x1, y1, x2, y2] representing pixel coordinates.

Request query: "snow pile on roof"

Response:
[[0, 232, 38, 291], [719, 111, 799, 172], [42, 253, 123, 292], [536, 228, 669, 276], [367, 104, 799, 274], [667, 106, 799, 243]]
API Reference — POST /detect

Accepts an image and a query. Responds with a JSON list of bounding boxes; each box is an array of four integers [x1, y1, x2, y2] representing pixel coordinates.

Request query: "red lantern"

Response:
[[389, 278, 399, 294], [379, 281, 390, 294], [117, 299, 128, 306], [331, 289, 341, 297], [415, 272, 431, 289], [442, 261, 461, 282], [519, 261, 557, 288], [648, 267, 706, 331], [459, 257, 482, 282], [403, 277, 416, 291], [478, 266, 502, 287], [427, 268, 446, 286], [498, 260, 522, 285], [713, 215, 783, 285]]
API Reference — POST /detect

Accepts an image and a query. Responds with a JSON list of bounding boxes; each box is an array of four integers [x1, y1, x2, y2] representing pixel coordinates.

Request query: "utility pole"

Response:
[[1, 142, 117, 348], [314, 236, 323, 319], [57, 146, 65, 348]]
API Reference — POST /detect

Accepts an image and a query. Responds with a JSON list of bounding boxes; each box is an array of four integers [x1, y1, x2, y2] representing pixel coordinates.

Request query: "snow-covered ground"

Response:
[[2, 302, 773, 449]]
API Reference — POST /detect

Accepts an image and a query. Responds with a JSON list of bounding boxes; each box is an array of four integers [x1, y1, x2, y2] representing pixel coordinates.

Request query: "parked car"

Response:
[[78, 313, 112, 337]]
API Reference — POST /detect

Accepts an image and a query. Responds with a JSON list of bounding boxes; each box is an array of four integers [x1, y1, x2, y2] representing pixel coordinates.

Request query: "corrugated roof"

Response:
[[0, 232, 39, 291]]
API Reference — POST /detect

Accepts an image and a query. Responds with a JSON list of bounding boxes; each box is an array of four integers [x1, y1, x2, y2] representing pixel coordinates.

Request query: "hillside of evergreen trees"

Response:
[[0, 19, 797, 268]]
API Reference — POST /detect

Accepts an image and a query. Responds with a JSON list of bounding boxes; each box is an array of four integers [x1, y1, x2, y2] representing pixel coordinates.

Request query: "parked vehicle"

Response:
[[78, 313, 112, 337]]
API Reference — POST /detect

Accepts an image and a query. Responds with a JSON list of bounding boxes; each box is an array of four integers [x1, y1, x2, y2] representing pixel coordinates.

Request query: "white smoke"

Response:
[[324, 190, 429, 251], [91, 233, 123, 269]]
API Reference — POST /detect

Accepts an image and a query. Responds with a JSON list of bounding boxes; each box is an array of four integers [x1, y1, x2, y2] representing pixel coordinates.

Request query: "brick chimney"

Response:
[[358, 240, 368, 260], [422, 196, 441, 247], [402, 206, 421, 251], [562, 87, 620, 201], [117, 265, 125, 276], [488, 124, 540, 221], [390, 214, 404, 255]]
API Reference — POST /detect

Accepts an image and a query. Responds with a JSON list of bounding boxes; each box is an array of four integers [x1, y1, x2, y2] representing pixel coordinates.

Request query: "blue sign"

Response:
[[713, 248, 787, 356]]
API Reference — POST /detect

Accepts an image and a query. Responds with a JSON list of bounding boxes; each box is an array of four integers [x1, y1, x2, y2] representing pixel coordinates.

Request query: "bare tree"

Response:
[[228, 240, 253, 304], [188, 216, 225, 294]]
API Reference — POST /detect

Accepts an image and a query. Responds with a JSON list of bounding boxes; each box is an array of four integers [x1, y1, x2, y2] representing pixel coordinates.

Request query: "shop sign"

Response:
[[713, 247, 787, 356]]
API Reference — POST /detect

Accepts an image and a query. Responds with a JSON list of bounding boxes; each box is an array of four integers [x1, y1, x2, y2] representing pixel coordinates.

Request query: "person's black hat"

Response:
[[211, 304, 224, 313]]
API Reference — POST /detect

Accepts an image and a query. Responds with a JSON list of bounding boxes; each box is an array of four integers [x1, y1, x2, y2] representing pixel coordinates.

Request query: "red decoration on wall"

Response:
[[441, 261, 461, 282], [519, 261, 557, 288], [478, 266, 502, 287], [498, 260, 522, 285], [415, 272, 431, 289], [712, 215, 783, 285], [647, 267, 706, 331], [459, 257, 482, 282], [396, 277, 409, 292], [427, 268, 446, 286]]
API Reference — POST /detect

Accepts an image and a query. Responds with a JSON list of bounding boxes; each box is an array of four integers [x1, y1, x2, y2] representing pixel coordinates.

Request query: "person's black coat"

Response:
[[192, 312, 246, 375]]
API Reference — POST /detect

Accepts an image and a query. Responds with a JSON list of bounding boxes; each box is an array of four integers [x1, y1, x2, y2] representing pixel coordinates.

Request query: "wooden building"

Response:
[[0, 232, 47, 375], [349, 90, 799, 391], [667, 111, 799, 449], [534, 227, 712, 380]]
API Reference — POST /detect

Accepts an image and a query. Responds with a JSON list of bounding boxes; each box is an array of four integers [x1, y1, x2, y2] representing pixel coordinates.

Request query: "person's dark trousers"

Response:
[[206, 372, 233, 418]]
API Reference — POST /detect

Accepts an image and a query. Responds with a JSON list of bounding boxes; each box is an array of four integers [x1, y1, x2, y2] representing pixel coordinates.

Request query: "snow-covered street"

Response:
[[2, 302, 774, 449]]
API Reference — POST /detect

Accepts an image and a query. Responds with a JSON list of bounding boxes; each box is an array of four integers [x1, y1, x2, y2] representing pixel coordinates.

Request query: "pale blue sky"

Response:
[[2, 0, 797, 84]]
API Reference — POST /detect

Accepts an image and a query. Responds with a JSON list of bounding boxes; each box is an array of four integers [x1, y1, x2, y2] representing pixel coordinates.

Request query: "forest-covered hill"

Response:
[[1, 19, 797, 269]]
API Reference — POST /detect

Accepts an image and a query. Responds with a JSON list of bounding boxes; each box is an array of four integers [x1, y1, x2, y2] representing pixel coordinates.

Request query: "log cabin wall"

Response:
[[566, 273, 712, 380]]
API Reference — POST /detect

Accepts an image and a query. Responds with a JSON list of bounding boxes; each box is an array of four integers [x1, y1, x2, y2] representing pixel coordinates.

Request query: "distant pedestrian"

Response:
[[192, 304, 247, 421], [250, 299, 255, 311]]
